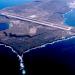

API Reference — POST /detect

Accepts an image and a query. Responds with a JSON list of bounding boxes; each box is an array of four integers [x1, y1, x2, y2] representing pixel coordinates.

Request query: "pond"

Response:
[[0, 23, 9, 31]]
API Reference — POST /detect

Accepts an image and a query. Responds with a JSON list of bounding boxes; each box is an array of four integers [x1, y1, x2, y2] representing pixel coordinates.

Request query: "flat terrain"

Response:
[[0, 0, 75, 55]]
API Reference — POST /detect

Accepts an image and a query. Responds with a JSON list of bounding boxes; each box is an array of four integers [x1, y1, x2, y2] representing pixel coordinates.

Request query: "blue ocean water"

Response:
[[0, 0, 33, 9], [0, 0, 33, 75], [0, 0, 75, 75], [23, 37, 75, 75], [64, 9, 75, 26]]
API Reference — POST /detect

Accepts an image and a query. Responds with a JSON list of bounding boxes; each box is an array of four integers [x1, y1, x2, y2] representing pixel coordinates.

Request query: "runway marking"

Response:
[[0, 12, 72, 31]]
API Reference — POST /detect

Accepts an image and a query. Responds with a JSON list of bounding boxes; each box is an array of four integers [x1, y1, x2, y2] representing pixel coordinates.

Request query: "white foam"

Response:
[[23, 35, 75, 55], [1, 35, 75, 75], [0, 43, 26, 75]]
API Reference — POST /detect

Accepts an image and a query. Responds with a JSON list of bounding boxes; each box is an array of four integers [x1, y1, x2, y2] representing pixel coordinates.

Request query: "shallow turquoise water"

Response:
[[64, 9, 75, 27], [0, 0, 33, 9]]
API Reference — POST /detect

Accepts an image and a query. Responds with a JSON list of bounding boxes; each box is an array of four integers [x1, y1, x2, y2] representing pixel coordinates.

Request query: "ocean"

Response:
[[0, 0, 33, 75], [23, 36, 75, 75], [0, 0, 75, 75], [0, 0, 33, 9]]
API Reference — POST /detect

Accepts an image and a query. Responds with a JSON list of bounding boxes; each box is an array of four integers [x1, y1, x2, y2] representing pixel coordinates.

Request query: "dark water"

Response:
[[1, 37, 75, 75], [64, 9, 75, 26], [1, 0, 75, 75], [0, 45, 20, 75], [0, 0, 32, 75], [23, 37, 75, 75]]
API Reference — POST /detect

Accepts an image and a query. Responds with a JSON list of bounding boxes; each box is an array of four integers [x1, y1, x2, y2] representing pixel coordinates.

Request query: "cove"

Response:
[[64, 9, 75, 27]]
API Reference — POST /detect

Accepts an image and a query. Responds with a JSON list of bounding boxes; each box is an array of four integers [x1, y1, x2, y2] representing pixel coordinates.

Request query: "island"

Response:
[[0, 0, 75, 55]]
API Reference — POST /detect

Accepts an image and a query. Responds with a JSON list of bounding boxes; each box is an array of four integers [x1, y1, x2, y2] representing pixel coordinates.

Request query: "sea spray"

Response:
[[0, 43, 26, 75], [23, 35, 75, 54], [18, 55, 26, 75], [1, 35, 75, 75]]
